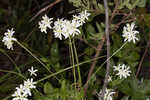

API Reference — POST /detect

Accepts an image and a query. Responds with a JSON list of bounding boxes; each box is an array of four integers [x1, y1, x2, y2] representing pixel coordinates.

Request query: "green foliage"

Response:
[[0, 0, 150, 100], [68, 0, 82, 8], [34, 80, 84, 100], [118, 0, 147, 9]]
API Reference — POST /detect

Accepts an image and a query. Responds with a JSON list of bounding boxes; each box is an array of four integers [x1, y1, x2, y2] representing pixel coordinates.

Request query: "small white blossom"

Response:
[[99, 88, 115, 100], [69, 19, 81, 36], [2, 28, 17, 50], [53, 18, 66, 40], [23, 78, 36, 96], [12, 78, 36, 100], [28, 66, 38, 76], [24, 78, 36, 89], [12, 91, 28, 100], [38, 22, 47, 33], [73, 10, 90, 26], [53, 18, 82, 40], [15, 84, 25, 93], [113, 64, 131, 79], [41, 15, 53, 29], [51, 10, 90, 40], [122, 22, 139, 43], [38, 15, 53, 34], [12, 87, 28, 100], [108, 76, 112, 82], [62, 19, 81, 38]]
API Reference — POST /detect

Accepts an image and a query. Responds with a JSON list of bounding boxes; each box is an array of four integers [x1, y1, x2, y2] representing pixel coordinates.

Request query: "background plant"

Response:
[[0, 0, 150, 100]]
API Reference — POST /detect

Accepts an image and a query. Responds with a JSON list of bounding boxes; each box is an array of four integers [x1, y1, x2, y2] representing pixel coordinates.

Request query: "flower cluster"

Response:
[[38, 10, 90, 40], [12, 67, 38, 100], [99, 88, 115, 100], [122, 22, 139, 43], [113, 64, 131, 79], [2, 28, 17, 50]]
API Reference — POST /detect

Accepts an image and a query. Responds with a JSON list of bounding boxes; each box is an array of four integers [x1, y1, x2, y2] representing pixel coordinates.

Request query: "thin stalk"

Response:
[[85, 42, 127, 87], [69, 37, 77, 86], [73, 38, 82, 86], [37, 55, 106, 83], [101, 0, 110, 99], [0, 69, 26, 79], [15, 40, 59, 80], [0, 48, 21, 74]]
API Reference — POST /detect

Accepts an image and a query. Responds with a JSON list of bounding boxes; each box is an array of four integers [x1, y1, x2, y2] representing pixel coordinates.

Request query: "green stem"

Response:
[[69, 37, 76, 86], [73, 38, 82, 86], [0, 48, 21, 73], [37, 56, 106, 83], [0, 69, 26, 79], [15, 40, 59, 80], [84, 42, 128, 86]]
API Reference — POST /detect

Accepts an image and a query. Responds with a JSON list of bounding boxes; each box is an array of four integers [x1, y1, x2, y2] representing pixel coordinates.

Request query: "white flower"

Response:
[[62, 19, 80, 38], [12, 78, 37, 100], [24, 78, 36, 89], [52, 10, 90, 40], [53, 18, 81, 40], [73, 10, 90, 26], [69, 19, 81, 36], [53, 18, 66, 40], [15, 84, 25, 94], [38, 21, 47, 33], [2, 28, 17, 50], [108, 76, 112, 82], [113, 64, 131, 79], [99, 88, 115, 100], [41, 15, 53, 29], [38, 15, 53, 34], [12, 94, 28, 100], [12, 89, 28, 100], [122, 22, 139, 43], [28, 66, 38, 76]]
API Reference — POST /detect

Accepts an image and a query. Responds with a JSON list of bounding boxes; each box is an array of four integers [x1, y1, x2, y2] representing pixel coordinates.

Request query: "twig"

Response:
[[80, 37, 102, 50], [110, 0, 119, 22], [84, 37, 105, 97], [136, 40, 150, 77], [100, 0, 110, 99], [30, 0, 62, 22]]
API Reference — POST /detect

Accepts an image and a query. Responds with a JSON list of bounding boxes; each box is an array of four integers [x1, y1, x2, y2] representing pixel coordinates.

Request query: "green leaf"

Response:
[[68, 0, 81, 7], [44, 82, 53, 94], [137, 0, 146, 7], [84, 47, 95, 56], [50, 41, 60, 64]]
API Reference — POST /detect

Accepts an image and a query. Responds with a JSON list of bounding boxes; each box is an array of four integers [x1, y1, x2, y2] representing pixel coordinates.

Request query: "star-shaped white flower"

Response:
[[53, 18, 81, 40], [2, 28, 17, 50], [12, 89, 28, 100], [28, 66, 38, 76], [73, 10, 90, 26], [113, 64, 131, 79], [12, 78, 37, 100], [38, 21, 47, 33], [99, 88, 115, 100], [122, 22, 139, 43], [53, 18, 66, 40], [41, 15, 53, 29], [24, 78, 36, 89], [108, 76, 112, 82], [38, 15, 53, 34], [52, 10, 90, 40]]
